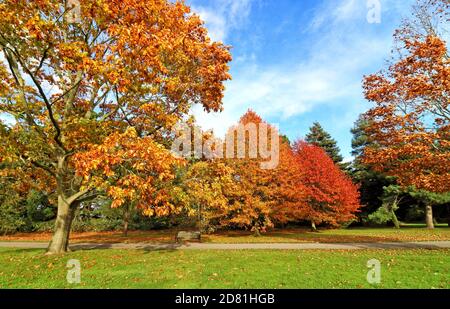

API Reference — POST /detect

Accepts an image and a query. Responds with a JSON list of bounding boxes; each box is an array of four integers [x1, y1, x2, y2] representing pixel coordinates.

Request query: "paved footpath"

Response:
[[0, 241, 449, 251]]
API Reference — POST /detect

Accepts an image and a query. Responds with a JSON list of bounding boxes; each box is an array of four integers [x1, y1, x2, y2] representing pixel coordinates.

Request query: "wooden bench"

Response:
[[175, 231, 201, 243]]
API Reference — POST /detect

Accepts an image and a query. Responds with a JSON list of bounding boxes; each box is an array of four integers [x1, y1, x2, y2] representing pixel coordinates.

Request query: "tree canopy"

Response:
[[0, 0, 232, 253], [305, 122, 347, 170]]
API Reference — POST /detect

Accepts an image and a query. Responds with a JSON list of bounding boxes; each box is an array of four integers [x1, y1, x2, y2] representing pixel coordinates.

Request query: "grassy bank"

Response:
[[0, 248, 448, 289]]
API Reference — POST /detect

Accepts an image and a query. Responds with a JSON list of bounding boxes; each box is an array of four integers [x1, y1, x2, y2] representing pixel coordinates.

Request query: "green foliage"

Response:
[[0, 184, 55, 234], [365, 186, 401, 227], [280, 135, 291, 145], [367, 205, 398, 225], [352, 169, 394, 220], [0, 197, 27, 235], [25, 190, 55, 222], [364, 185, 450, 226], [350, 114, 394, 221], [0, 166, 25, 234], [350, 114, 371, 160], [404, 205, 425, 222], [306, 122, 345, 168], [72, 201, 174, 232], [408, 189, 450, 206]]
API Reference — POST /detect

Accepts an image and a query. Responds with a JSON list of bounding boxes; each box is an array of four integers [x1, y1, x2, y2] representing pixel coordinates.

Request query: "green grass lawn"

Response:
[[0, 248, 448, 289]]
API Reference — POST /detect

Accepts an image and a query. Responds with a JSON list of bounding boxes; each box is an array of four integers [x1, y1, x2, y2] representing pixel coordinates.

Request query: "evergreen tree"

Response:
[[350, 115, 371, 160], [349, 115, 392, 220], [280, 135, 291, 146], [305, 122, 346, 168]]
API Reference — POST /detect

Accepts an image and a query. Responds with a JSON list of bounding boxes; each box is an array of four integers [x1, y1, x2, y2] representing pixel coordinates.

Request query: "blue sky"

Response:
[[189, 0, 417, 161]]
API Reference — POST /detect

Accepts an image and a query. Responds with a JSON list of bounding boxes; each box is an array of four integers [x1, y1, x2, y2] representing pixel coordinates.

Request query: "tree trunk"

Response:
[[123, 204, 130, 237], [47, 196, 77, 254], [425, 205, 434, 229], [198, 204, 204, 233], [447, 205, 450, 227], [253, 228, 261, 237], [311, 221, 317, 232], [391, 210, 400, 229]]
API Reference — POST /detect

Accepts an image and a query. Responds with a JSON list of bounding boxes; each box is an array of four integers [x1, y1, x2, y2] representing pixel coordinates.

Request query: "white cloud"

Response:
[[336, 0, 360, 19], [193, 45, 378, 138], [193, 7, 227, 42], [309, 0, 414, 30], [191, 0, 254, 42], [192, 0, 416, 139], [308, 0, 362, 31]]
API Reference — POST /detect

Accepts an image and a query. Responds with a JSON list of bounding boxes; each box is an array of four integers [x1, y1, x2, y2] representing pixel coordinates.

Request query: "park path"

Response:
[[0, 241, 449, 251]]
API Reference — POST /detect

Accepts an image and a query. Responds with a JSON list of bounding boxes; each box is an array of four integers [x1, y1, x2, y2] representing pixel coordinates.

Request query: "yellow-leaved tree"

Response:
[[0, 0, 231, 253]]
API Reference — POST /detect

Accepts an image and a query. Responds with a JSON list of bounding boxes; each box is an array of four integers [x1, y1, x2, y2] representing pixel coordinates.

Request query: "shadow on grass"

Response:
[[202, 226, 449, 243], [0, 248, 46, 254], [352, 242, 448, 250], [1, 226, 448, 250], [68, 230, 175, 244], [201, 228, 401, 243], [68, 242, 184, 253]]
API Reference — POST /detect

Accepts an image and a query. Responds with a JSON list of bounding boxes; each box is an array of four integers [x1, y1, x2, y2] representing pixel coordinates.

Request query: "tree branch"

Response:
[[67, 188, 92, 205], [3, 43, 66, 151]]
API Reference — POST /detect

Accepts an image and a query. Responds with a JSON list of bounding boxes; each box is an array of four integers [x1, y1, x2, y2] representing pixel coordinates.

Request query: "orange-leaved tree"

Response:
[[293, 141, 360, 230], [220, 110, 278, 235], [0, 0, 231, 253], [362, 0, 449, 228], [268, 138, 307, 226]]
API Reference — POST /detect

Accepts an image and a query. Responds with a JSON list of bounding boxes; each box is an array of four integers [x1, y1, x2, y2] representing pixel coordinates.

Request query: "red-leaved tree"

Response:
[[293, 141, 360, 230]]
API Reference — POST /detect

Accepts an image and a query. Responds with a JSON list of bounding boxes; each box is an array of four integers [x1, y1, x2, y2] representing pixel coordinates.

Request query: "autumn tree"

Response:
[[0, 0, 231, 253], [178, 110, 306, 233], [184, 161, 236, 233], [268, 139, 307, 226], [168, 115, 274, 234], [293, 141, 360, 231], [305, 122, 348, 170], [220, 110, 277, 235], [362, 0, 449, 228]]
